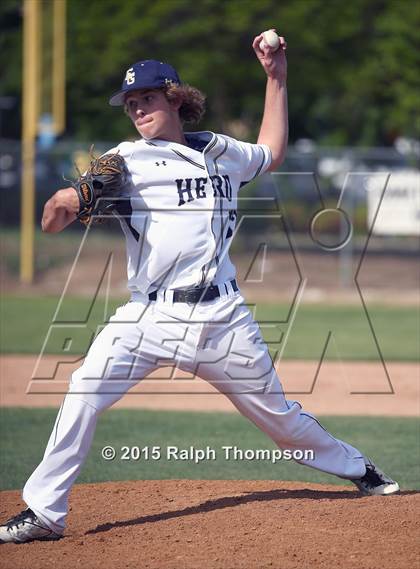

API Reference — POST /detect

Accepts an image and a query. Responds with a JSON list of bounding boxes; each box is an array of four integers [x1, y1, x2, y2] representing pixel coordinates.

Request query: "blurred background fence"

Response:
[[1, 138, 418, 241]]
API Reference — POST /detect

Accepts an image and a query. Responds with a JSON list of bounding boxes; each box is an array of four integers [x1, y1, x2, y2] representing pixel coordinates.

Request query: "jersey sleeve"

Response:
[[222, 136, 272, 186]]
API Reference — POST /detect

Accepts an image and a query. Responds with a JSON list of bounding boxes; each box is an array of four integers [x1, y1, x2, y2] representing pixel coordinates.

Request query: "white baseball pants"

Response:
[[23, 287, 365, 534]]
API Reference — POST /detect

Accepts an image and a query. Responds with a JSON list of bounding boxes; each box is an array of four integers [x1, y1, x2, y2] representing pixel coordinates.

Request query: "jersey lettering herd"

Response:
[[105, 131, 272, 295]]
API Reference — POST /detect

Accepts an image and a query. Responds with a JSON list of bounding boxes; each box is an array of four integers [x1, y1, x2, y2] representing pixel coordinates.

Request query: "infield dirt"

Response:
[[2, 355, 419, 416], [0, 480, 418, 569]]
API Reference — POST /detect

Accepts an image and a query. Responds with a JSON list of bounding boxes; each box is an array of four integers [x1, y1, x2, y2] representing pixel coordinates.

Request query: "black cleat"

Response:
[[351, 458, 399, 496]]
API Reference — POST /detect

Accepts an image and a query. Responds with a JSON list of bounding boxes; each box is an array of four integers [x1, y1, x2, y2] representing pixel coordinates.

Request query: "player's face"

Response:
[[124, 89, 181, 141]]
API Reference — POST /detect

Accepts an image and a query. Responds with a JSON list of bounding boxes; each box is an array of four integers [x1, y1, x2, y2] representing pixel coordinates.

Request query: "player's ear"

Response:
[[165, 87, 183, 112], [169, 95, 182, 112]]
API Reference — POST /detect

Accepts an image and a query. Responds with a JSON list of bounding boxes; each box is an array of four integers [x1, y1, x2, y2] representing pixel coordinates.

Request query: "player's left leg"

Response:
[[188, 294, 398, 494], [2, 299, 187, 542]]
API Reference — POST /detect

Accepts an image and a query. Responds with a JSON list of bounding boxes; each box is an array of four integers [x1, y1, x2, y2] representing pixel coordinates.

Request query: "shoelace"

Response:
[[362, 466, 385, 488], [6, 509, 35, 530]]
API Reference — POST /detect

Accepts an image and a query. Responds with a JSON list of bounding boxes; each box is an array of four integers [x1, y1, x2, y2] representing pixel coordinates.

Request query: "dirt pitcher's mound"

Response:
[[1, 481, 418, 569]]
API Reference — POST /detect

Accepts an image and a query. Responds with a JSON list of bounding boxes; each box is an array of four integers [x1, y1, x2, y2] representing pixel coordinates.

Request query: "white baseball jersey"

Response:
[[105, 132, 272, 295]]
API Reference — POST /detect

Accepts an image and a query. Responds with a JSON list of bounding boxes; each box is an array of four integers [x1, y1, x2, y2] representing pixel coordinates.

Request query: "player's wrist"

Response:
[[266, 73, 287, 87], [56, 187, 80, 214]]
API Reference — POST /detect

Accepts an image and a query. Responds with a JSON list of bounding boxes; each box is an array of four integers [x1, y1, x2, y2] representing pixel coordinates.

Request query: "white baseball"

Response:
[[259, 30, 280, 52]]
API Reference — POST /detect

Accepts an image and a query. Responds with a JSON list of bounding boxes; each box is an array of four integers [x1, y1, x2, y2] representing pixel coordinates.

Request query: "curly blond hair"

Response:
[[164, 83, 206, 125], [124, 84, 206, 125]]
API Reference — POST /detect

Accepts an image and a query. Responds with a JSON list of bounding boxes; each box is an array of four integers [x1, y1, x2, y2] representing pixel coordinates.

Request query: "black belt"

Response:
[[148, 279, 238, 303]]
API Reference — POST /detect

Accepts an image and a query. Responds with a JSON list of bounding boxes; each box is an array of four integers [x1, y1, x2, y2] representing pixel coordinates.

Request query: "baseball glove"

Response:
[[73, 150, 130, 225]]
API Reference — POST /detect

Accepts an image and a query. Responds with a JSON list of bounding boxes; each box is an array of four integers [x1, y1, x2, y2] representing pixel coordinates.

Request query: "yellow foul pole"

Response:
[[20, 0, 41, 283], [52, 0, 66, 135]]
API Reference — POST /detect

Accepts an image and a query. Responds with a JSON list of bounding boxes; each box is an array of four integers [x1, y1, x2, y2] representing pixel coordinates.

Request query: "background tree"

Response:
[[1, 0, 419, 145]]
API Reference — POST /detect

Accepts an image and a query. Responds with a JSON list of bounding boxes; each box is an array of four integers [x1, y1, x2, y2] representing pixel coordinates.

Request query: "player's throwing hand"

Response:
[[253, 29, 287, 82]]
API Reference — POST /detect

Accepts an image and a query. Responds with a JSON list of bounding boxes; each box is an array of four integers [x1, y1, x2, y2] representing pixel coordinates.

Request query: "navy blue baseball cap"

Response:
[[109, 60, 181, 106]]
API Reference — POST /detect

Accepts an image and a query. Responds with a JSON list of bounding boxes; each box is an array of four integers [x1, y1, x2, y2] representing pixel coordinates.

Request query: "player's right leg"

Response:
[[189, 295, 399, 494], [0, 298, 180, 543]]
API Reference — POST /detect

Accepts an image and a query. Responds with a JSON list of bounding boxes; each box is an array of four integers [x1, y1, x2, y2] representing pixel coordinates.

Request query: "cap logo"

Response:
[[125, 67, 135, 85]]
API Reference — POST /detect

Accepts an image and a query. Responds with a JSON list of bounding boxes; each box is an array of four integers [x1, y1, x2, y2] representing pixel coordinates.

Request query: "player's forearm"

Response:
[[257, 76, 288, 171], [41, 188, 79, 233]]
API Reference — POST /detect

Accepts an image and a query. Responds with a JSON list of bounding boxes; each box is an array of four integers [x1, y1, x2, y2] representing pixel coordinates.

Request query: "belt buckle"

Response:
[[190, 286, 213, 304], [193, 288, 206, 304], [178, 284, 219, 304], [200, 285, 218, 303], [181, 288, 199, 305]]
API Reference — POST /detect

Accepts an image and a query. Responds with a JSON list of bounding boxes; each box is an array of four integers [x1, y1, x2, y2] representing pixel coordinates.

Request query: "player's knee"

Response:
[[68, 388, 118, 413], [262, 405, 308, 442], [267, 415, 301, 441], [68, 370, 121, 412]]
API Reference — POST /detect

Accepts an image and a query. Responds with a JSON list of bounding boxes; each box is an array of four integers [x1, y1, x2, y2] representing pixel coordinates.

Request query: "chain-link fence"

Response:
[[1, 139, 418, 251]]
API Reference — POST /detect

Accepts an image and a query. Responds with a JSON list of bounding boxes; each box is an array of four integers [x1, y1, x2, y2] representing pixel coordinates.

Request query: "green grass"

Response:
[[0, 408, 418, 491], [0, 296, 418, 361]]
